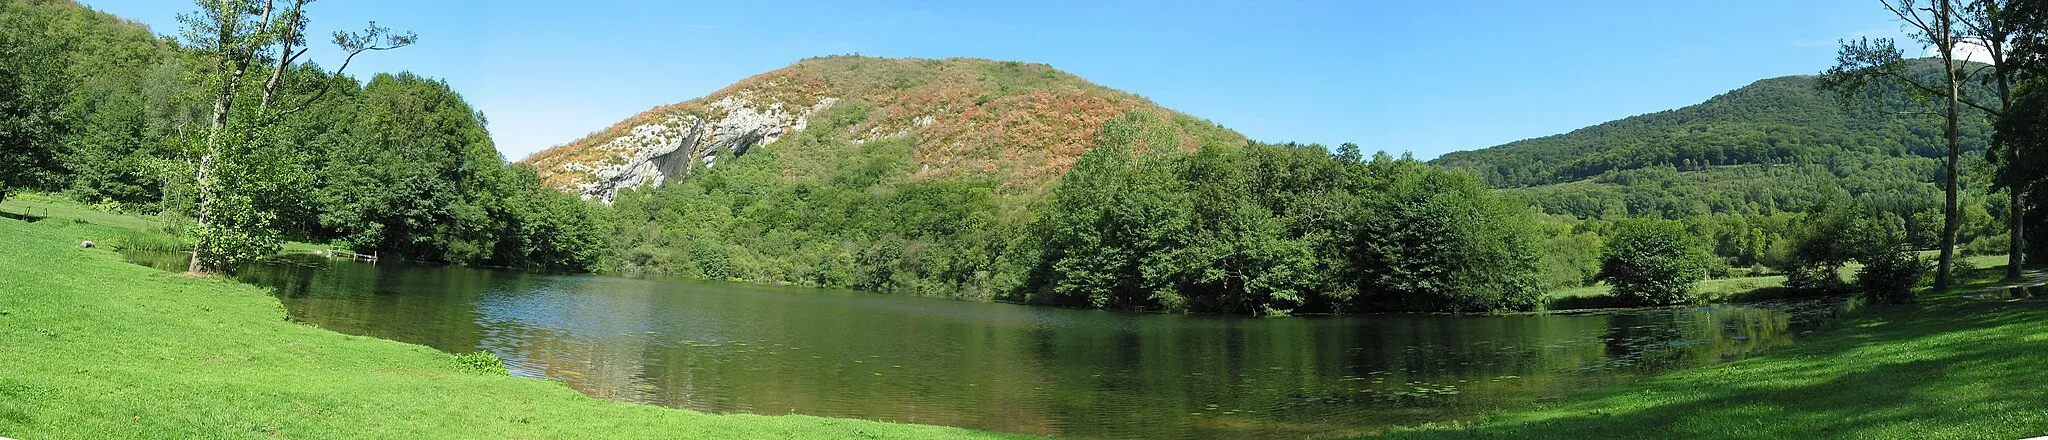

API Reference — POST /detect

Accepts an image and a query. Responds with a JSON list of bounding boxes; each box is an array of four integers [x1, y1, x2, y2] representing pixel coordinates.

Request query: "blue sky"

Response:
[[81, 0, 1918, 161]]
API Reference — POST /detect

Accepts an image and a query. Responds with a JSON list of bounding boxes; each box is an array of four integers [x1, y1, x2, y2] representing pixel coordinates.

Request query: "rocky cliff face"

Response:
[[521, 56, 1242, 202], [552, 96, 838, 202]]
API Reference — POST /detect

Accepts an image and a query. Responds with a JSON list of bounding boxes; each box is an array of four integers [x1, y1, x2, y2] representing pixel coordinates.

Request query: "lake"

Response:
[[124, 252, 1841, 439]]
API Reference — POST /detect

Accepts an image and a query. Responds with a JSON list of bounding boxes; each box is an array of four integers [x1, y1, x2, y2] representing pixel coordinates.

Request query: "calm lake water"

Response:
[[126, 252, 1841, 439]]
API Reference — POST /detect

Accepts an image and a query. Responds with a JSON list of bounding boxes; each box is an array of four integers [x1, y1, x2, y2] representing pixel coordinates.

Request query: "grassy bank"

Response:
[[1384, 268, 2048, 438], [0, 214, 1020, 438], [1541, 253, 2011, 311]]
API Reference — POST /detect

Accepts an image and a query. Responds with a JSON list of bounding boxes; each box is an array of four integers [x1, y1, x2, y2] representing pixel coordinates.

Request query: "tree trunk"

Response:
[[2008, 144, 2025, 280], [191, 9, 251, 274], [1996, 54, 2023, 280], [1935, 0, 1960, 290]]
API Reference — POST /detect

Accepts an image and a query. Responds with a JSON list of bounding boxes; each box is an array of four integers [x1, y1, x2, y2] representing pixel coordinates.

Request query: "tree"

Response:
[[177, 0, 413, 273], [1780, 203, 1861, 293], [1821, 0, 1975, 289], [0, 0, 71, 207], [1956, 0, 2034, 279], [1028, 134, 1194, 311], [1342, 154, 1546, 313], [320, 73, 502, 264], [1851, 215, 1929, 303], [1597, 220, 1710, 307]]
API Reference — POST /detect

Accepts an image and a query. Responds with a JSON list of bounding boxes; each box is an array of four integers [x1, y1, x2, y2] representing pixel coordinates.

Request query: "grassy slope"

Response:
[[1385, 270, 2048, 438], [0, 213, 1021, 438]]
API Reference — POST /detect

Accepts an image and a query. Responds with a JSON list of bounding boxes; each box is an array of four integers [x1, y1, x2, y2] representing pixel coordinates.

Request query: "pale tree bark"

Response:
[[190, 0, 269, 273], [259, 0, 308, 110]]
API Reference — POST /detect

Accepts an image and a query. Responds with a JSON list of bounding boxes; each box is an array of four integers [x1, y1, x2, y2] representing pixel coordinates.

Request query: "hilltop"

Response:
[[522, 56, 1243, 201]]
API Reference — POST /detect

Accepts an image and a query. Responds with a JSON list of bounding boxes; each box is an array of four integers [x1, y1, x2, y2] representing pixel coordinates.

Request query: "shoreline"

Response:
[[0, 215, 1027, 439]]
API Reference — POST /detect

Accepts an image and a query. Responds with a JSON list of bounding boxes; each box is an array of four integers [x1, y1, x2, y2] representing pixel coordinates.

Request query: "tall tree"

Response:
[[177, 0, 411, 273], [0, 0, 71, 207], [1959, 0, 2029, 279], [1822, 0, 1974, 289], [1995, 0, 2048, 266]]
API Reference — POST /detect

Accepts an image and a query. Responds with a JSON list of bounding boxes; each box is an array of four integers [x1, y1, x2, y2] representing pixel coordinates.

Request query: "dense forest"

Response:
[[0, 0, 604, 271]]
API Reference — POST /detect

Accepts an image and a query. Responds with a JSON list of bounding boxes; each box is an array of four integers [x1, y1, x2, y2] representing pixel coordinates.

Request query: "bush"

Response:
[[1785, 264, 1849, 293], [1963, 233, 2011, 257], [453, 351, 508, 376], [1597, 220, 1710, 306], [1777, 203, 1858, 294], [1857, 249, 1927, 303]]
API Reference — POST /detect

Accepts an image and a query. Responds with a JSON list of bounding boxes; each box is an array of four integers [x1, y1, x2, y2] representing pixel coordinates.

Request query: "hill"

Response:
[[522, 56, 1243, 201], [1433, 60, 1994, 190], [1430, 61, 2011, 253]]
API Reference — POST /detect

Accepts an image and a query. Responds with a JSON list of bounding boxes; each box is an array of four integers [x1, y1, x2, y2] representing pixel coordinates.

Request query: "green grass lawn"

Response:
[[0, 193, 340, 253], [0, 192, 166, 232], [0, 215, 1023, 439], [1385, 268, 2048, 438]]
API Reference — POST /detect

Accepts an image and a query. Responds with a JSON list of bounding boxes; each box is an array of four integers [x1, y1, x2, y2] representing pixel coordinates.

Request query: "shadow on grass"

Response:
[[0, 210, 43, 223], [1376, 294, 2048, 439]]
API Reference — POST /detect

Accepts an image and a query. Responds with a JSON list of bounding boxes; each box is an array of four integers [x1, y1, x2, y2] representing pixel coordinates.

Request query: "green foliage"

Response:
[[1031, 139, 1195, 311], [1779, 203, 1858, 293], [452, 351, 509, 376], [191, 192, 281, 270], [8, 0, 604, 272], [1536, 221, 1605, 290], [1029, 120, 1543, 314], [0, 0, 74, 205], [1438, 61, 2012, 274], [1437, 62, 1996, 189], [1597, 220, 1710, 306], [605, 131, 1013, 299], [1774, 198, 1929, 301], [1344, 154, 1546, 313], [1857, 250, 1928, 303]]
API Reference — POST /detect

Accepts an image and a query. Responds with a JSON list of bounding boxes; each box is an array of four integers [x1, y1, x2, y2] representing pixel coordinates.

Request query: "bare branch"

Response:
[[272, 20, 417, 119]]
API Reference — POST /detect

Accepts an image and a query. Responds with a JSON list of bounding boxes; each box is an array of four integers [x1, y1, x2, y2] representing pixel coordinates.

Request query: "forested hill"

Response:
[[521, 56, 1244, 201], [1433, 59, 1995, 189]]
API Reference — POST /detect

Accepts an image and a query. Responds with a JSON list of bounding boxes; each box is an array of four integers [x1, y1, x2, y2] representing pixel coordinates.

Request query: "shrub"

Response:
[[1857, 249, 1927, 303], [1597, 220, 1710, 306], [453, 351, 509, 376]]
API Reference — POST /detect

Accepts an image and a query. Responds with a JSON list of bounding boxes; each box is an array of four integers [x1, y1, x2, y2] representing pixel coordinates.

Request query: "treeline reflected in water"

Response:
[[128, 251, 1835, 439]]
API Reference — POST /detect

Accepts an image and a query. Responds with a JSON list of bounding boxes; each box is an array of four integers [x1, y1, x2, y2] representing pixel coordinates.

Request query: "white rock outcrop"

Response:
[[569, 96, 837, 203]]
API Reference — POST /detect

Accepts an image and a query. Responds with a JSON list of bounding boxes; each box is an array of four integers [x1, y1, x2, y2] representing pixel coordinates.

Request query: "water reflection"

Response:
[[124, 251, 1838, 439]]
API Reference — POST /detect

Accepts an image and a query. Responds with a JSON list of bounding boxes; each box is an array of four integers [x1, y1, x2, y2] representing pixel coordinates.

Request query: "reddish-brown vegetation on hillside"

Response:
[[521, 56, 1241, 193]]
